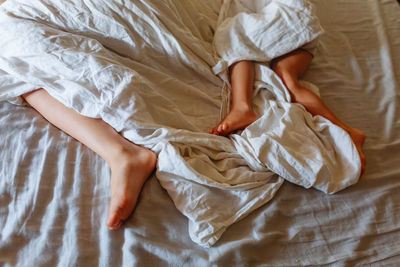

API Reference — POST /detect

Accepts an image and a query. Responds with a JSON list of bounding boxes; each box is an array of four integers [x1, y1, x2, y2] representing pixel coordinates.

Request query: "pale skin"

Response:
[[22, 89, 157, 230], [210, 49, 366, 176]]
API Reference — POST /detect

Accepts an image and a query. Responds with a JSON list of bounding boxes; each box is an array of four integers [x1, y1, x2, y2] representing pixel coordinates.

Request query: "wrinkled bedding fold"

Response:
[[0, 0, 360, 247]]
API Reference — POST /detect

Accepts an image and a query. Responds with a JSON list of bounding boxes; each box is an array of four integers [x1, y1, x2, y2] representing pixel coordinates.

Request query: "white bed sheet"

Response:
[[0, 0, 362, 248], [1, 0, 400, 265]]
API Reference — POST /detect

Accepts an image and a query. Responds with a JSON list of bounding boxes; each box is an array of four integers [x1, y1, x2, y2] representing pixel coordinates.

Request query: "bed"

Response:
[[0, 0, 399, 265]]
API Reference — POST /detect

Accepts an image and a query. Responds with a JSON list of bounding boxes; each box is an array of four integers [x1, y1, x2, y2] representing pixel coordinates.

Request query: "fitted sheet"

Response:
[[0, 0, 400, 265]]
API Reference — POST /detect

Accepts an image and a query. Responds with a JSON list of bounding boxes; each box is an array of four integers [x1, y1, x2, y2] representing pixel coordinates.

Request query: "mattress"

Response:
[[1, 0, 399, 265]]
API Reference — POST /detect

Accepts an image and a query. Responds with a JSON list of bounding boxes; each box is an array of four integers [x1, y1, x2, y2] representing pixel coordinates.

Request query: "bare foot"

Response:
[[346, 127, 366, 176], [106, 145, 157, 230], [209, 105, 258, 136]]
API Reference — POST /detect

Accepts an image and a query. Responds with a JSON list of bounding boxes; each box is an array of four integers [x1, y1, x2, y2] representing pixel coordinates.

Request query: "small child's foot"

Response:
[[106, 145, 157, 230], [346, 127, 366, 176], [209, 105, 258, 136]]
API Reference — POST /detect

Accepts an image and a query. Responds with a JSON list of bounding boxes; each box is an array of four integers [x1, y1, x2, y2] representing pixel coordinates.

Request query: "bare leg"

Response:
[[271, 49, 366, 175], [22, 89, 157, 229], [210, 60, 258, 136]]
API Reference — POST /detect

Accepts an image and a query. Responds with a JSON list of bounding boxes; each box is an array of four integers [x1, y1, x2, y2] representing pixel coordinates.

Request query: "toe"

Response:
[[221, 123, 228, 132], [217, 123, 229, 136], [108, 220, 122, 230], [106, 212, 121, 230], [209, 127, 218, 135], [107, 202, 122, 230], [217, 125, 223, 135], [106, 195, 134, 230]]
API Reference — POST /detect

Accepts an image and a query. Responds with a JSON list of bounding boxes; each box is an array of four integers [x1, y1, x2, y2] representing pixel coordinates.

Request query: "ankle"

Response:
[[109, 146, 156, 173], [106, 144, 131, 168], [231, 101, 253, 113], [106, 141, 141, 166]]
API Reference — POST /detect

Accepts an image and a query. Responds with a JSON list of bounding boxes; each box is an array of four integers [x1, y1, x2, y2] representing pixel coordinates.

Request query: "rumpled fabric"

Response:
[[0, 0, 360, 247]]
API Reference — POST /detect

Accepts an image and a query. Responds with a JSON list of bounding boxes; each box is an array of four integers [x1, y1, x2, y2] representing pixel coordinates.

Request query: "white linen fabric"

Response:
[[0, 0, 361, 248], [1, 0, 400, 265], [214, 0, 322, 69]]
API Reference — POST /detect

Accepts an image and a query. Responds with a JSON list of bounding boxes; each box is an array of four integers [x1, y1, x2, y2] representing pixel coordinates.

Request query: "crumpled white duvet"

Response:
[[0, 0, 361, 247]]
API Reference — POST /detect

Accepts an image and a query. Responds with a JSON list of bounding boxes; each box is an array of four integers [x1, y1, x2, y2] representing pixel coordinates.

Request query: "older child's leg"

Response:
[[210, 60, 258, 136], [271, 49, 366, 175], [22, 89, 157, 230]]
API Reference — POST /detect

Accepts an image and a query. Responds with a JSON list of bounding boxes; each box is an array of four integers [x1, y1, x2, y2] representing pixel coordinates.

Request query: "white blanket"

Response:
[[0, 0, 360, 247]]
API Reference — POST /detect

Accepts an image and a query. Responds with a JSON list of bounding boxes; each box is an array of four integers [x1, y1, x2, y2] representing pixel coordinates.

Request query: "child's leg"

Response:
[[210, 60, 258, 136], [271, 49, 366, 175], [22, 89, 157, 230]]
